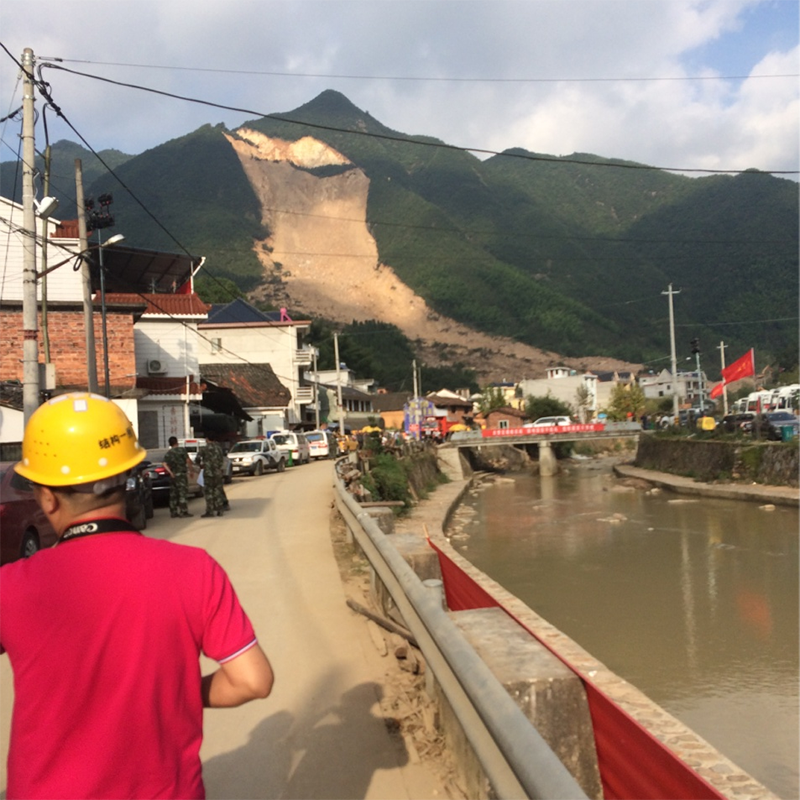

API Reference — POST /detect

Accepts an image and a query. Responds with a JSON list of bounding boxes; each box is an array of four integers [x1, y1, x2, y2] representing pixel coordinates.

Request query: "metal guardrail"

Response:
[[334, 473, 588, 800]]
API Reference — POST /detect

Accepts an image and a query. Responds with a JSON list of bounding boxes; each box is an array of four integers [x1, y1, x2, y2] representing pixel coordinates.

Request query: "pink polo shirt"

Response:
[[0, 527, 257, 799]]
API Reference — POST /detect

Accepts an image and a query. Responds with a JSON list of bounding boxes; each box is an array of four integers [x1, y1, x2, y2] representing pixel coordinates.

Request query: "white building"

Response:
[[197, 299, 312, 428], [516, 372, 601, 420], [639, 369, 707, 406]]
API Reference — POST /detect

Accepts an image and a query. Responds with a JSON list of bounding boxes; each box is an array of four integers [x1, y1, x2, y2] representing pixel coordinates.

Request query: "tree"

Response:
[[524, 393, 573, 421], [477, 386, 507, 415], [605, 382, 646, 421], [574, 384, 592, 422], [194, 276, 244, 304]]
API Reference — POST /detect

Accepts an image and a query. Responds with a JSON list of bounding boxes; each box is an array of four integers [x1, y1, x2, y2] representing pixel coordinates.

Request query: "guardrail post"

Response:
[[423, 578, 446, 609]]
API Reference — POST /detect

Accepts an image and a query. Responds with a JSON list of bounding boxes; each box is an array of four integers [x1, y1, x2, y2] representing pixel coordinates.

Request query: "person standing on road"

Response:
[[198, 435, 226, 517], [165, 435, 193, 518], [0, 393, 274, 800]]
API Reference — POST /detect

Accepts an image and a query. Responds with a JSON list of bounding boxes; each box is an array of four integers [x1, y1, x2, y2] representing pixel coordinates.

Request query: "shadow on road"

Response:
[[203, 682, 409, 800]]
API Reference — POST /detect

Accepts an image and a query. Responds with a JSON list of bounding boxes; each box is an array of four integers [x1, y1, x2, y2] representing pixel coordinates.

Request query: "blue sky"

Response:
[[0, 0, 797, 177], [683, 0, 798, 75]]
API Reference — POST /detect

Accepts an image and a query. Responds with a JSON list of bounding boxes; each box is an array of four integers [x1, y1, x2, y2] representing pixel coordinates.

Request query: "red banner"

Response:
[[428, 540, 726, 800], [709, 383, 724, 400], [721, 349, 755, 385]]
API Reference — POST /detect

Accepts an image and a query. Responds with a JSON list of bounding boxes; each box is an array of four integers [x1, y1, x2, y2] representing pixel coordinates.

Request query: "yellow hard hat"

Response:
[[15, 392, 146, 488]]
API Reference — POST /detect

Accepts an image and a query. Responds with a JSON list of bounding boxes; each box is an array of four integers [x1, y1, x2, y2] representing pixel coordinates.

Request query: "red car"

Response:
[[0, 461, 58, 565]]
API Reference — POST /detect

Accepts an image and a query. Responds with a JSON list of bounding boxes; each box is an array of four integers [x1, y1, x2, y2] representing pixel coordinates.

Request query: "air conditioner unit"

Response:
[[147, 359, 167, 375]]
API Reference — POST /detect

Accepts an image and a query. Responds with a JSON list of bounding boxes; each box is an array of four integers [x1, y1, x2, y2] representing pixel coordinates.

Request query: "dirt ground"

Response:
[[328, 508, 466, 799]]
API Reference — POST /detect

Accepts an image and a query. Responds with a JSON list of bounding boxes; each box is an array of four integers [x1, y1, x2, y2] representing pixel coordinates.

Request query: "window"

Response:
[[499, 419, 509, 429], [211, 337, 222, 353]]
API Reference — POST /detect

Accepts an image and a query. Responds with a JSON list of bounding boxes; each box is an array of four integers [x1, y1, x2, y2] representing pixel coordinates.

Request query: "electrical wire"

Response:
[[3, 43, 798, 363], [38, 62, 799, 176], [38, 56, 800, 85]]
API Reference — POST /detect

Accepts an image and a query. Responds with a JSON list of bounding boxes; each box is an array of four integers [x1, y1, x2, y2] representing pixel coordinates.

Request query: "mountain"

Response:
[[2, 90, 796, 375], [0, 139, 132, 211]]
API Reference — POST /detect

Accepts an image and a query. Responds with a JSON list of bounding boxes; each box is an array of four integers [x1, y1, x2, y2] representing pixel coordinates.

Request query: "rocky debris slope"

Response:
[[227, 129, 640, 384]]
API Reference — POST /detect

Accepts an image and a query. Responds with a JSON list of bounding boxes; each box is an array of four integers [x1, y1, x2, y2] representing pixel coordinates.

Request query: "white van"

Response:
[[269, 431, 310, 465], [305, 430, 335, 459]]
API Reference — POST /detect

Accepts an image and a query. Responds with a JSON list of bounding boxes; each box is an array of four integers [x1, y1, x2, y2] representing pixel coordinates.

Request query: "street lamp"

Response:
[[85, 194, 120, 398], [97, 231, 124, 398]]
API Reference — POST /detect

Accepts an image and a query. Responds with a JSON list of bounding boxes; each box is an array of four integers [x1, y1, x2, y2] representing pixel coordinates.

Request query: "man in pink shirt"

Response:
[[1, 393, 274, 799]]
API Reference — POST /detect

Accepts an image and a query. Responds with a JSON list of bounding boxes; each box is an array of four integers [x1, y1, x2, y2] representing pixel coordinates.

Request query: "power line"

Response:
[[38, 57, 800, 85], [39, 62, 799, 176]]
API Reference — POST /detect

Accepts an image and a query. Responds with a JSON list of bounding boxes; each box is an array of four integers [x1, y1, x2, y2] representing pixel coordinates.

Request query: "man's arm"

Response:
[[202, 643, 274, 708]]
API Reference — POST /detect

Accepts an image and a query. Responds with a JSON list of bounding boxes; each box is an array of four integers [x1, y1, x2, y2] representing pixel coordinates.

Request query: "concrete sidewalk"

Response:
[[0, 461, 445, 800], [614, 463, 799, 507]]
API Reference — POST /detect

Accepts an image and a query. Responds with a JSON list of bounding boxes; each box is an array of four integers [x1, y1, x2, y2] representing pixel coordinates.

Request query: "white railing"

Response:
[[295, 386, 314, 404], [294, 349, 313, 365]]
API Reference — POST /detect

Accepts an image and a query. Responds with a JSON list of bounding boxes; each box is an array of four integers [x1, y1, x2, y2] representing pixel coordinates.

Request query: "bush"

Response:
[[368, 454, 412, 506]]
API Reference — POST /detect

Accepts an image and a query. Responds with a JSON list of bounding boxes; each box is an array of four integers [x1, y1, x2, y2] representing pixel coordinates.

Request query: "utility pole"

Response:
[[691, 338, 704, 413], [312, 348, 320, 429], [411, 359, 420, 440], [717, 340, 728, 416], [21, 48, 39, 423], [75, 159, 99, 393], [661, 284, 681, 423], [40, 145, 52, 363], [334, 332, 345, 438]]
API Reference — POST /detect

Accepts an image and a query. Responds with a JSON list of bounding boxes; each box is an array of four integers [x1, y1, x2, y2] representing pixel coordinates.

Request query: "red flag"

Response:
[[721, 349, 755, 385], [709, 382, 724, 399]]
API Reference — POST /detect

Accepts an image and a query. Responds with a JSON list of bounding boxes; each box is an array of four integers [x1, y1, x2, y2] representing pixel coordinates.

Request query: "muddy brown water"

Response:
[[446, 461, 798, 798]]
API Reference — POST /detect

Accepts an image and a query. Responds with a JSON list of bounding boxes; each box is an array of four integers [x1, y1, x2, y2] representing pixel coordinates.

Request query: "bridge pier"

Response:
[[539, 441, 557, 477]]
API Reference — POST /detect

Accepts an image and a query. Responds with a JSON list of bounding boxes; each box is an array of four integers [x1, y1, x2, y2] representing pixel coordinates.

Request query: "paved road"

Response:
[[0, 460, 442, 799]]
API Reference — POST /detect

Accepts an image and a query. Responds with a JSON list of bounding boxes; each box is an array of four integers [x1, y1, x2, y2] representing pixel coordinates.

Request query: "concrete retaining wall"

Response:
[[635, 436, 799, 487], [374, 456, 778, 800]]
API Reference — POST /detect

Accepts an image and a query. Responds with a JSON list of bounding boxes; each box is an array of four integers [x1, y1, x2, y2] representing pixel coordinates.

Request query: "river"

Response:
[[445, 459, 798, 799]]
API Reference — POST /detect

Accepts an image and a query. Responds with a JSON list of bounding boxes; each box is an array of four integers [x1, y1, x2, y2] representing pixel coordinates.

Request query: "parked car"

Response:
[[523, 416, 572, 428], [179, 438, 233, 484], [759, 411, 799, 441], [719, 412, 756, 433], [269, 431, 311, 465], [0, 462, 58, 564], [227, 439, 287, 475], [126, 462, 154, 530], [305, 430, 335, 460], [141, 449, 204, 504]]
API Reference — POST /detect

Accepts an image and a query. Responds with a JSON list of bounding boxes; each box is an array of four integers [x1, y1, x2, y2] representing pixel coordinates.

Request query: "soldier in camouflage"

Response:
[[164, 436, 193, 518], [198, 436, 226, 518]]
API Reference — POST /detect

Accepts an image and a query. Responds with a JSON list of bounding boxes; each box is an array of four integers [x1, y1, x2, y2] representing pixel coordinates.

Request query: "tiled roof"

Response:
[[200, 363, 291, 409], [426, 392, 473, 408], [371, 391, 413, 412], [485, 406, 526, 420], [203, 298, 310, 327], [104, 293, 210, 317]]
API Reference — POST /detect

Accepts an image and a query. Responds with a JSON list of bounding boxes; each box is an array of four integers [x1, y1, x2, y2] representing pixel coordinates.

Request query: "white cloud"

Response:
[[0, 0, 796, 176]]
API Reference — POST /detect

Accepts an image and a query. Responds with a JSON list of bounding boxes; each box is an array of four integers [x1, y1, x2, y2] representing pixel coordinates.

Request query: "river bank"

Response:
[[390, 451, 788, 800], [614, 462, 799, 506]]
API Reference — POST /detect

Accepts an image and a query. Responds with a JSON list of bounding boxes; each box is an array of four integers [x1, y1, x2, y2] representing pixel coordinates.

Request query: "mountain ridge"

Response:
[[1, 89, 796, 380]]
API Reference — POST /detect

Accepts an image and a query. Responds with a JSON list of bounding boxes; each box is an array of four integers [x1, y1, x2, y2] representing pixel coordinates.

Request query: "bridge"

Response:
[[443, 421, 644, 476]]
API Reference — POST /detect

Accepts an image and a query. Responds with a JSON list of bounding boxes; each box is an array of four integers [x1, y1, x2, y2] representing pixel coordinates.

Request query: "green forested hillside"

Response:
[[0, 139, 132, 214], [2, 90, 796, 368], [86, 124, 267, 288]]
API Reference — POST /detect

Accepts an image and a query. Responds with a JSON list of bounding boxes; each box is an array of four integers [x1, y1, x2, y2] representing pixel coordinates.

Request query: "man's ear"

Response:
[[34, 485, 60, 516]]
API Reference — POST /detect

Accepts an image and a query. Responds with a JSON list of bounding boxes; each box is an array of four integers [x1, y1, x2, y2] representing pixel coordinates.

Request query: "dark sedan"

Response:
[[141, 450, 203, 505], [126, 462, 155, 530], [0, 462, 58, 565], [759, 411, 799, 441]]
